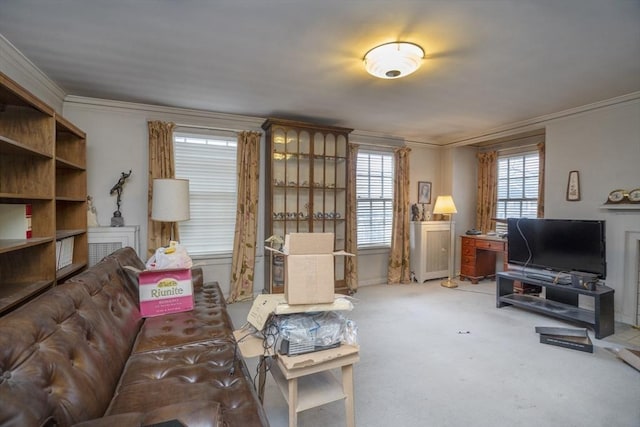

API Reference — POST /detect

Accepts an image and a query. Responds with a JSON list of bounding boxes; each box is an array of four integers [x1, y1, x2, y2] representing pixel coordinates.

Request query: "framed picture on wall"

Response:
[[566, 170, 580, 201], [418, 181, 432, 204]]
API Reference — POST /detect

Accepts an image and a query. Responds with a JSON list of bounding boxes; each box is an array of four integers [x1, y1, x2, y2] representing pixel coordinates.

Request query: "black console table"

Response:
[[496, 271, 614, 339]]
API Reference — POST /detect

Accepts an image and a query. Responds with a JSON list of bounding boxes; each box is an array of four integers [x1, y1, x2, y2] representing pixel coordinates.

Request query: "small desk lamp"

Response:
[[433, 195, 458, 288], [151, 178, 190, 242]]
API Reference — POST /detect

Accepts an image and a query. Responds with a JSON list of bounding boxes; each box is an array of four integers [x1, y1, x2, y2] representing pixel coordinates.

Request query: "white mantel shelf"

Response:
[[600, 204, 640, 211]]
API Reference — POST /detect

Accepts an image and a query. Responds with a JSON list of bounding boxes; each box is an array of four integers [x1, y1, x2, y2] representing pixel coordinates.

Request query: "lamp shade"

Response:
[[364, 42, 425, 79], [151, 178, 190, 222], [433, 195, 457, 215]]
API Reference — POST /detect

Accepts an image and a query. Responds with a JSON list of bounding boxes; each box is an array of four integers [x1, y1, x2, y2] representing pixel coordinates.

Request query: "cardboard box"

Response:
[[266, 233, 354, 305], [138, 268, 194, 317]]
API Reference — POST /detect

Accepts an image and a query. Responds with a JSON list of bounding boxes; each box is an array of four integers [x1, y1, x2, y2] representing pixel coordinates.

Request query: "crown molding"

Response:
[[350, 130, 406, 148], [441, 91, 640, 147], [0, 34, 66, 111], [64, 95, 265, 130]]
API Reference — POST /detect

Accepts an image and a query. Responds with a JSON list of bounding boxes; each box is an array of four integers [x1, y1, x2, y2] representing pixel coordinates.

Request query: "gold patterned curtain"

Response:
[[147, 120, 176, 258], [228, 131, 262, 303], [387, 147, 411, 284], [537, 142, 545, 218], [345, 143, 359, 292], [476, 151, 498, 234]]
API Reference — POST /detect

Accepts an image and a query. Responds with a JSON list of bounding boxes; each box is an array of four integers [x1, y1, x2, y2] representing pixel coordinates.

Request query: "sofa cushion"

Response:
[[132, 282, 235, 354], [108, 341, 268, 427]]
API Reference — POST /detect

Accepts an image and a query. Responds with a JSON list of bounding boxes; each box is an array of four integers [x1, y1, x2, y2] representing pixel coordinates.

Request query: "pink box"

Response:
[[138, 268, 194, 317]]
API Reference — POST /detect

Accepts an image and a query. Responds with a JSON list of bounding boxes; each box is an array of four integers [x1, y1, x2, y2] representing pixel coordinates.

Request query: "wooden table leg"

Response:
[[258, 355, 266, 403], [288, 377, 298, 427], [342, 363, 355, 427]]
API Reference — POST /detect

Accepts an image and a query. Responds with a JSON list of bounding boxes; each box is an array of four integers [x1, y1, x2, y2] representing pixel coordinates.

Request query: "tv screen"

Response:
[[507, 218, 606, 278]]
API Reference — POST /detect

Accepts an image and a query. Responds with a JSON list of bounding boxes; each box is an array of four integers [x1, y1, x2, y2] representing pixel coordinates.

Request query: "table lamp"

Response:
[[433, 195, 458, 288], [151, 178, 190, 242]]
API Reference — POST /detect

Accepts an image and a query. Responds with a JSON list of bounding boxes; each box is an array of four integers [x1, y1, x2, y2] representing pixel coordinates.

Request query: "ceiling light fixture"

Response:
[[364, 42, 425, 79]]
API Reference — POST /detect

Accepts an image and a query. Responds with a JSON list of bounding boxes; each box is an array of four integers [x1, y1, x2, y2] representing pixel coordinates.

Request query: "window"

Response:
[[495, 151, 539, 232], [174, 132, 237, 256], [356, 150, 394, 247]]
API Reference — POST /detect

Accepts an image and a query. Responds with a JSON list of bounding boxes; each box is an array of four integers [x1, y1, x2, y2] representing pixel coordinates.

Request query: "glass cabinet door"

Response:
[[264, 119, 351, 294]]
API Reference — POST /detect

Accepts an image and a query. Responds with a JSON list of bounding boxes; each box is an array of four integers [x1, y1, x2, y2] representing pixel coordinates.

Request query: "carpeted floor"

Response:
[[227, 280, 640, 427]]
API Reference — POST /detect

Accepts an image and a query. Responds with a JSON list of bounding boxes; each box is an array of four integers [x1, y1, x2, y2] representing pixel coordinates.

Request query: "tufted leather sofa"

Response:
[[0, 247, 269, 427]]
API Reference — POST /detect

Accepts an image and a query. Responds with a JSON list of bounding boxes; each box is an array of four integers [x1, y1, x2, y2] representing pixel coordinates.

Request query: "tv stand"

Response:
[[496, 271, 614, 339]]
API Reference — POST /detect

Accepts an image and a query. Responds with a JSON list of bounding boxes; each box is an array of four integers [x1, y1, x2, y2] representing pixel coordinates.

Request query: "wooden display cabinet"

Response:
[[263, 118, 352, 294], [0, 72, 87, 315]]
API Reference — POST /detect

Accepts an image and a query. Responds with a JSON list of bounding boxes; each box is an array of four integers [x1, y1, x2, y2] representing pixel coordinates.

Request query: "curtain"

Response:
[[345, 143, 359, 293], [537, 142, 545, 218], [147, 120, 176, 258], [387, 147, 411, 284], [476, 151, 498, 234], [228, 131, 262, 303]]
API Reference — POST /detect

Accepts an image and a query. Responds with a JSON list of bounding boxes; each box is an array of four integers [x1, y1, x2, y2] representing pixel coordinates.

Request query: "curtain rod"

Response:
[[174, 123, 248, 133]]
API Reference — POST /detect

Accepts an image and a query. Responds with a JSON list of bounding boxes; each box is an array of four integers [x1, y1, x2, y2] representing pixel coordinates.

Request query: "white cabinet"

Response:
[[88, 226, 140, 266], [410, 221, 451, 283]]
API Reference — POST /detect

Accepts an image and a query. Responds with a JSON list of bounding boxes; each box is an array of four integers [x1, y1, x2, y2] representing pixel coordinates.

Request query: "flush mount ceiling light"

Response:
[[364, 42, 425, 79]]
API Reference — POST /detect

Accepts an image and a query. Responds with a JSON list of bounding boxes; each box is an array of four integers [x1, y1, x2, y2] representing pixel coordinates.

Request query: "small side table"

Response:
[[232, 331, 358, 427], [271, 345, 359, 427]]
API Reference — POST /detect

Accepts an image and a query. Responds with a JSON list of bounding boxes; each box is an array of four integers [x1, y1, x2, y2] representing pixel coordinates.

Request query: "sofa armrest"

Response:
[[72, 401, 222, 427], [190, 267, 204, 292]]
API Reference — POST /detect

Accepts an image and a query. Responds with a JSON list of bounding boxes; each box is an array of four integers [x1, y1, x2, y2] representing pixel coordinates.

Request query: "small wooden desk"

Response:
[[460, 235, 507, 284]]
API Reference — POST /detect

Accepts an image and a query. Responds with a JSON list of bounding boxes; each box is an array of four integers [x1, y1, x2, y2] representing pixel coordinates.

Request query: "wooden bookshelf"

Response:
[[0, 71, 87, 314]]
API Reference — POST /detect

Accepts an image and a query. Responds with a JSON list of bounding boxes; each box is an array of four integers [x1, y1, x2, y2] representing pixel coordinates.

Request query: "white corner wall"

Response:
[[545, 98, 640, 324]]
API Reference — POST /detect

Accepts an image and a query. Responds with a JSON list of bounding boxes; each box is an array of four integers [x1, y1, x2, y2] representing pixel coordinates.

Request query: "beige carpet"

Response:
[[227, 280, 640, 427]]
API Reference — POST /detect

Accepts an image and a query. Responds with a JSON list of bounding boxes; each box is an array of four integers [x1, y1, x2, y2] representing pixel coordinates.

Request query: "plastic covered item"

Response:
[[146, 241, 193, 270], [275, 311, 357, 348]]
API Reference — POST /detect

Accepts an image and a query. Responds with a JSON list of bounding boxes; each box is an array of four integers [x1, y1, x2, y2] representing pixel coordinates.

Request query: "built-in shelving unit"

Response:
[[55, 114, 87, 281], [0, 71, 87, 315]]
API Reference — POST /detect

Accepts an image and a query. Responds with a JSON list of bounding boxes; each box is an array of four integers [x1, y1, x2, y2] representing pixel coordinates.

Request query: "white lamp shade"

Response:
[[364, 42, 425, 79], [433, 195, 457, 215], [151, 178, 190, 222]]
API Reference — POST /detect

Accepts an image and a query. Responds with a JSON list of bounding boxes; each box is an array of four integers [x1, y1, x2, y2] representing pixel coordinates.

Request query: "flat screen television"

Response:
[[507, 218, 606, 279]]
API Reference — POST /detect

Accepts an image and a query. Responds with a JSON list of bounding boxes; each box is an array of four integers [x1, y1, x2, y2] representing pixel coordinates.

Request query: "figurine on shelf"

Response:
[[110, 170, 132, 227], [87, 195, 99, 227], [411, 204, 420, 221]]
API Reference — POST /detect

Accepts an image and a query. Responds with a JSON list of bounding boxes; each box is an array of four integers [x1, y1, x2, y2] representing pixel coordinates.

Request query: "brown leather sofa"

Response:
[[0, 247, 269, 427]]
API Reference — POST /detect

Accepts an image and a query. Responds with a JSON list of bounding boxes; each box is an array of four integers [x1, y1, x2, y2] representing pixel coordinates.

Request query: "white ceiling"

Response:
[[0, 0, 638, 145]]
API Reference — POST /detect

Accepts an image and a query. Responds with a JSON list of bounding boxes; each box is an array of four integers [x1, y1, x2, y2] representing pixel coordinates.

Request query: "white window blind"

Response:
[[496, 152, 539, 232], [356, 150, 394, 247], [174, 132, 237, 256]]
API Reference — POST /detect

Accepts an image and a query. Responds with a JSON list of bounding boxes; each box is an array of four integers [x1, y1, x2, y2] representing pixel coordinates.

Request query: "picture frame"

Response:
[[418, 181, 432, 204], [566, 170, 580, 201]]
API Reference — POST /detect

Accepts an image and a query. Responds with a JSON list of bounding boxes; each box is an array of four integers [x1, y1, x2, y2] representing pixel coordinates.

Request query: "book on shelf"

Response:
[[0, 203, 32, 239], [56, 240, 62, 269], [57, 236, 74, 270]]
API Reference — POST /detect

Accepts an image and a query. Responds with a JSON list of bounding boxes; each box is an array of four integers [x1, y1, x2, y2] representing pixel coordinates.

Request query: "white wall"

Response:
[[544, 99, 640, 324], [63, 98, 264, 296]]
